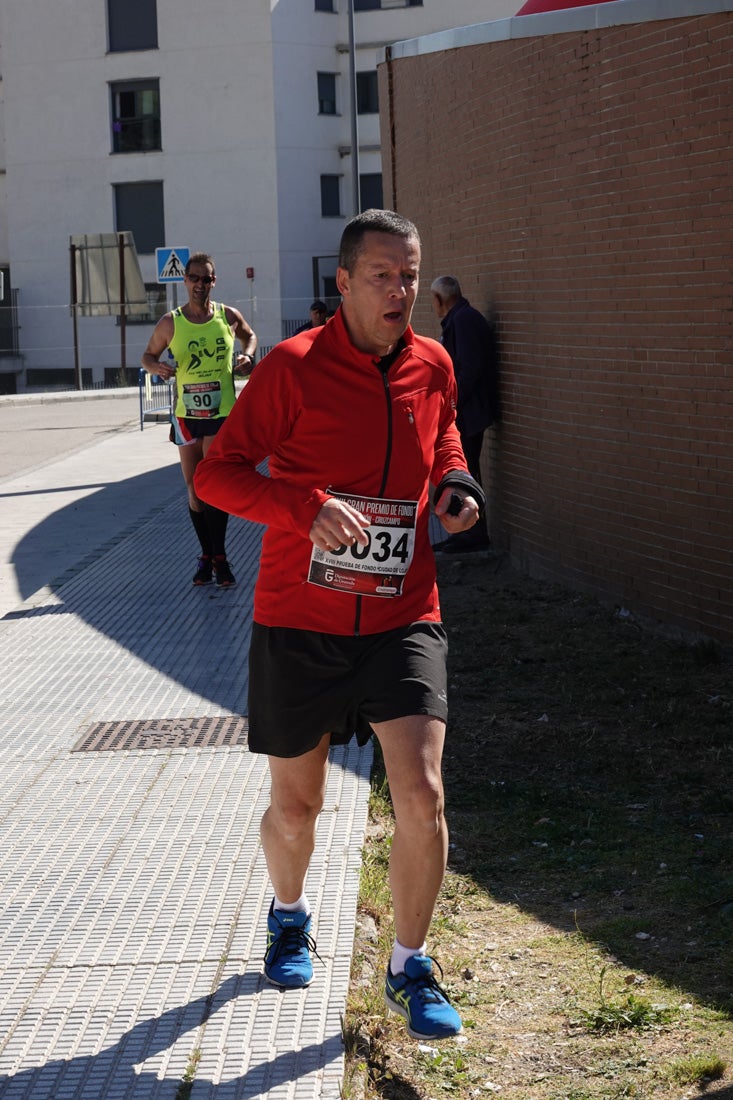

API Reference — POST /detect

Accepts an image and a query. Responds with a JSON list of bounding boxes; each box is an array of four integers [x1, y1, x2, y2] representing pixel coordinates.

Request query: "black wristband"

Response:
[[435, 472, 487, 518]]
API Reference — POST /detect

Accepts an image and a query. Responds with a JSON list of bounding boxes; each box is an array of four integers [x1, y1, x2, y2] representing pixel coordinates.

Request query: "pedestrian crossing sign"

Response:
[[156, 247, 190, 283]]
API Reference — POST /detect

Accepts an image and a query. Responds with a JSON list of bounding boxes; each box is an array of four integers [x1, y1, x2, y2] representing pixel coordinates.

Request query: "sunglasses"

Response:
[[187, 273, 214, 285]]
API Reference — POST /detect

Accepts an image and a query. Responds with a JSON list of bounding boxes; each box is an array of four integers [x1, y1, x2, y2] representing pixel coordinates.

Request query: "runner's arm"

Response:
[[141, 314, 176, 380], [225, 306, 258, 375]]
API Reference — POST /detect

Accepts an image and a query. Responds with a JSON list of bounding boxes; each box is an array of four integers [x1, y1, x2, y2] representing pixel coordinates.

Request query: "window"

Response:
[[111, 80, 160, 153], [28, 367, 94, 388], [105, 366, 140, 385], [0, 267, 20, 358], [108, 0, 158, 52], [320, 175, 341, 217], [322, 276, 338, 302], [315, 0, 335, 9], [357, 71, 379, 115], [360, 173, 383, 211], [318, 73, 337, 116], [354, 0, 380, 9], [114, 181, 164, 254]]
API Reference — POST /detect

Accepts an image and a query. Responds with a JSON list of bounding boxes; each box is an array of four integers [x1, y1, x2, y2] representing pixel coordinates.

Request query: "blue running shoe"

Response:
[[263, 901, 318, 988], [385, 954, 463, 1040]]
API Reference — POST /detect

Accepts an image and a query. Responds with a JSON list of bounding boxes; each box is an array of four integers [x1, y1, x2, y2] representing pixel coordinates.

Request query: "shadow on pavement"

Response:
[[5, 464, 261, 719], [0, 973, 343, 1099], [3, 464, 181, 607]]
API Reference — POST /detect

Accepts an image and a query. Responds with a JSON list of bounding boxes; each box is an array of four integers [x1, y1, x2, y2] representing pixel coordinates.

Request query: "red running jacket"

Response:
[[194, 307, 469, 636]]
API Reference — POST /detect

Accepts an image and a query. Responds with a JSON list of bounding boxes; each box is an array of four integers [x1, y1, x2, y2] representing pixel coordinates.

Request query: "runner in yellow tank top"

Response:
[[170, 301, 239, 422], [141, 252, 257, 588]]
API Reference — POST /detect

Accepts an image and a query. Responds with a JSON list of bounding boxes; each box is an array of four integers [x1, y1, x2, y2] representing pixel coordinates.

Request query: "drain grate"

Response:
[[72, 716, 249, 753]]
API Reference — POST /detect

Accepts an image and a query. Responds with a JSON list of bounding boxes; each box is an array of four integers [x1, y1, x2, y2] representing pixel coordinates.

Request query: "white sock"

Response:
[[273, 893, 310, 915], [390, 939, 427, 976]]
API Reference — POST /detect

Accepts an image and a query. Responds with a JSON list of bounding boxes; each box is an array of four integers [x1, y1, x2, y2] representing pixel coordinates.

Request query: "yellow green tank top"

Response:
[[169, 302, 236, 420]]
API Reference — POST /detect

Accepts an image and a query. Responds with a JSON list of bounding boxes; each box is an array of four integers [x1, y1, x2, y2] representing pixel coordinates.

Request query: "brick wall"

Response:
[[381, 11, 733, 643]]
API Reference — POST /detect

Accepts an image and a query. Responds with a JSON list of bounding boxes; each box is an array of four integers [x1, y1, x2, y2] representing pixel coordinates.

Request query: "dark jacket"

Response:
[[440, 297, 500, 436]]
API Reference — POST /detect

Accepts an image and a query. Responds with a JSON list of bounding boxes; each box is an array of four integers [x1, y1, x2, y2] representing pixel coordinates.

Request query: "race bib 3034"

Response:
[[307, 491, 418, 598]]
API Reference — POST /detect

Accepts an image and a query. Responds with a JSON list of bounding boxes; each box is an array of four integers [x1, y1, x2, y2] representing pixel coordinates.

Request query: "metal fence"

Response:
[[138, 369, 173, 431], [137, 346, 277, 431]]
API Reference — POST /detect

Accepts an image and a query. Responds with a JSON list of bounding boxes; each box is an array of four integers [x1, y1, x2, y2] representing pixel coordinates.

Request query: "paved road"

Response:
[[0, 390, 146, 480]]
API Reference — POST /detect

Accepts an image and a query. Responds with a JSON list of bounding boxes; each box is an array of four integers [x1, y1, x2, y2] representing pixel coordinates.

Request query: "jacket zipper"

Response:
[[377, 370, 393, 496], [353, 366, 394, 636]]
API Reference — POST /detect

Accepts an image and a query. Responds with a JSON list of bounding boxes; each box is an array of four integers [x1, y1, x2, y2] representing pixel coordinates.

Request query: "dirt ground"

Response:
[[346, 551, 733, 1100]]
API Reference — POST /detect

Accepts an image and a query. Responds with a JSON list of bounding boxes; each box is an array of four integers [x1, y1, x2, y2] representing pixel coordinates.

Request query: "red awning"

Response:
[[516, 0, 621, 14]]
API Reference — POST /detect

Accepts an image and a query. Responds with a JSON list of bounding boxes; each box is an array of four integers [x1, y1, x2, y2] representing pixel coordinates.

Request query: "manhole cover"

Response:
[[72, 716, 249, 752]]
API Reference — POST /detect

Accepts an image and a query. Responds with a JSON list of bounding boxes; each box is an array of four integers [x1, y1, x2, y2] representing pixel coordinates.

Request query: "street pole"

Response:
[[348, 0, 360, 216], [118, 233, 127, 385], [69, 241, 82, 391]]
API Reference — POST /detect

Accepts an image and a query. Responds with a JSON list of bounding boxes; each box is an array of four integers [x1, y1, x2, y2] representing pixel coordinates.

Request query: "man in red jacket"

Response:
[[195, 209, 483, 1041]]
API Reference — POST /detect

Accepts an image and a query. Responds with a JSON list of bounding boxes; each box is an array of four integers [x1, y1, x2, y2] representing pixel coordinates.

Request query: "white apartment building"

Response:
[[0, 0, 517, 392]]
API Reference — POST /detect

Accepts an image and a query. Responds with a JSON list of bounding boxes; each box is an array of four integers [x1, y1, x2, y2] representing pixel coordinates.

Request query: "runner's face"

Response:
[[185, 263, 216, 307], [336, 231, 420, 357]]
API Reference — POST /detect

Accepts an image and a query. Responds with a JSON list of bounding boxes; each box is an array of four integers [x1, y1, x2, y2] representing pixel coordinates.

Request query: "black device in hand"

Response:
[[446, 493, 464, 517]]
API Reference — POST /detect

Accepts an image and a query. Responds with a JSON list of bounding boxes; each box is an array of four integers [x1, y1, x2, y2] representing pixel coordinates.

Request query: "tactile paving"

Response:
[[0, 479, 373, 1099]]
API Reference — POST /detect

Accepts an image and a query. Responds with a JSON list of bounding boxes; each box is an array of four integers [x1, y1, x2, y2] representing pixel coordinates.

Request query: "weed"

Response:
[[175, 1047, 201, 1100], [577, 992, 676, 1033], [368, 749, 392, 812], [340, 1013, 372, 1099], [572, 917, 677, 1033], [416, 1045, 475, 1091]]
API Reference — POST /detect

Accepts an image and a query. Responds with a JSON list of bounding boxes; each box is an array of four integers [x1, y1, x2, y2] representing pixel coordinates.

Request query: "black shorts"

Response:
[[247, 621, 448, 758], [169, 416, 226, 446]]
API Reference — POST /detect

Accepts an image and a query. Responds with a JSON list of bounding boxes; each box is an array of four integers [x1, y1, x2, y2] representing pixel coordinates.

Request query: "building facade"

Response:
[[0, 0, 517, 392], [381, 0, 733, 643]]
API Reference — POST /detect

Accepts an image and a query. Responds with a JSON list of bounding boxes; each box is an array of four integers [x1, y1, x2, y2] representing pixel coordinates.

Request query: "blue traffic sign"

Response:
[[156, 247, 190, 283]]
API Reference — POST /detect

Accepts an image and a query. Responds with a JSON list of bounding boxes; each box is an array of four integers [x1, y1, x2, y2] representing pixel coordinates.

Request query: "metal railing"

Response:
[[138, 368, 174, 431]]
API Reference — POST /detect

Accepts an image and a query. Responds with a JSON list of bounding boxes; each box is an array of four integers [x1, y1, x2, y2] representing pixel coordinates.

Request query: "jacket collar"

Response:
[[319, 306, 415, 368]]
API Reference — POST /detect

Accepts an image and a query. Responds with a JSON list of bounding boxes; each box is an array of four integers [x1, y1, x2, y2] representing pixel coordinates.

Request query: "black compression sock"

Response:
[[189, 507, 212, 557], [205, 505, 230, 558]]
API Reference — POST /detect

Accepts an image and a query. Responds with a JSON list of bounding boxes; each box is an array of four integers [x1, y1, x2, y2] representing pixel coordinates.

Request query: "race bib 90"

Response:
[[182, 380, 222, 418], [307, 491, 417, 598]]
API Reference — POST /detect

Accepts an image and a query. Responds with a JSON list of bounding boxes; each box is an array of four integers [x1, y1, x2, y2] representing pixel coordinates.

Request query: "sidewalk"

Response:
[[0, 392, 372, 1099]]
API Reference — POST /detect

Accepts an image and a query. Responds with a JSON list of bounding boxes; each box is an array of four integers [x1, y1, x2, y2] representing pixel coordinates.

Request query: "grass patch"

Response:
[[344, 559, 733, 1098], [665, 1051, 727, 1085]]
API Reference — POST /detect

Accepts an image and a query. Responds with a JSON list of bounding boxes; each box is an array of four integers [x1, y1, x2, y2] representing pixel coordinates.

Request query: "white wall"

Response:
[[272, 0, 520, 323], [0, 0, 520, 384], [2, 0, 279, 378], [155, 0, 280, 349], [0, 30, 8, 263]]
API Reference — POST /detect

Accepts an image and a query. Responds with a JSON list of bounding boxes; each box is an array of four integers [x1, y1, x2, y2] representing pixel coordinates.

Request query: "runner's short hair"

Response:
[[338, 209, 420, 274], [185, 252, 215, 276]]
